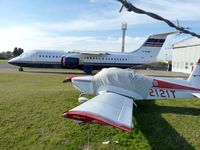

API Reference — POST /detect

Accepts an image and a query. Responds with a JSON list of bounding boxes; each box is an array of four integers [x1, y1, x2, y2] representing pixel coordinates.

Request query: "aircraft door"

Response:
[[31, 52, 37, 62]]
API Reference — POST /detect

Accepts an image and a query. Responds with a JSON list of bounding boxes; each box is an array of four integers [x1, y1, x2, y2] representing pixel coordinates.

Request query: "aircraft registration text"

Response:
[[149, 89, 176, 98]]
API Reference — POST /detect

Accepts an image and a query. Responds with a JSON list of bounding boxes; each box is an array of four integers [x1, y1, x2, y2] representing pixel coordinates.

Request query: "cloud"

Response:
[[136, 0, 200, 20], [89, 0, 95, 3], [28, 0, 200, 33], [31, 14, 152, 32], [0, 0, 199, 62], [0, 27, 46, 51], [0, 25, 146, 52], [0, 25, 178, 61]]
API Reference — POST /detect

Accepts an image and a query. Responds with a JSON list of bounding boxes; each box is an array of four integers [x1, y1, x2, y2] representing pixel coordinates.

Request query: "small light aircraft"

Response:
[[63, 59, 200, 132], [8, 32, 174, 74]]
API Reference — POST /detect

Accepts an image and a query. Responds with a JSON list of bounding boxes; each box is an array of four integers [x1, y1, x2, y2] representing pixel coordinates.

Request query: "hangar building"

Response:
[[172, 37, 200, 73]]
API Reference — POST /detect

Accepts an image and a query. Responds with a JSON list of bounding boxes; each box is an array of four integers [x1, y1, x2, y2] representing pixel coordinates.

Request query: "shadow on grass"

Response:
[[22, 70, 95, 75], [23, 70, 82, 75], [135, 101, 198, 150]]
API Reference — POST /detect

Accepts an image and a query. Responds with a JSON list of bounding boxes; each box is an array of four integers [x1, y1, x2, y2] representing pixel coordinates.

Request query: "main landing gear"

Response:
[[83, 65, 93, 74], [19, 66, 23, 72]]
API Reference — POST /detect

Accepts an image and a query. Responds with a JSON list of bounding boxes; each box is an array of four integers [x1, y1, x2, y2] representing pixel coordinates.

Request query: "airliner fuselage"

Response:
[[8, 32, 174, 73]]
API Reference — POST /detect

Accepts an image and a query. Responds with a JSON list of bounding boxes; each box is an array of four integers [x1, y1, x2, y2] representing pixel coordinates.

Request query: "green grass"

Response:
[[0, 59, 8, 62], [0, 71, 200, 149]]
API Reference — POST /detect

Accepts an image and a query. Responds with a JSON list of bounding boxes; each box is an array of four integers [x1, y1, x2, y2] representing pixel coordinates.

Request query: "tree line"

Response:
[[0, 47, 24, 59]]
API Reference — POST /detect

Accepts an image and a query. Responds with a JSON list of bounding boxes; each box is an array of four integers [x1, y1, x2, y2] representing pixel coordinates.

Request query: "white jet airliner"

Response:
[[8, 32, 174, 73], [63, 58, 200, 132]]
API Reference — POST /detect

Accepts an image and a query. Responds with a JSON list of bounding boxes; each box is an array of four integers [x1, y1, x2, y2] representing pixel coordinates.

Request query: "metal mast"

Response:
[[121, 22, 127, 53]]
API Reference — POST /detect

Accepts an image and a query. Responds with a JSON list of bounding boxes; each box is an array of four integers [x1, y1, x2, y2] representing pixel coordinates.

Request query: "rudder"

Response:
[[132, 32, 176, 61], [188, 58, 200, 88]]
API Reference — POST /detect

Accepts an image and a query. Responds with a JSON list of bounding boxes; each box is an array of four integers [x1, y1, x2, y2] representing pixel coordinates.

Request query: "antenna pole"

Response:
[[121, 22, 127, 53]]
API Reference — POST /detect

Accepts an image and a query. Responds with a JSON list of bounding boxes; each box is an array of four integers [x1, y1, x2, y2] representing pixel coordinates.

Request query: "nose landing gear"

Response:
[[19, 67, 23, 72]]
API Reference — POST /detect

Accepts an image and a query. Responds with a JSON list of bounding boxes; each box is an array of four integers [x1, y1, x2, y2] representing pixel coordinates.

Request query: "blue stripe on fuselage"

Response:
[[9, 61, 142, 70]]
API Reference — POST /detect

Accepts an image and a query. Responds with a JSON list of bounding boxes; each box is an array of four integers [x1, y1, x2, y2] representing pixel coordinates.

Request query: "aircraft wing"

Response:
[[192, 93, 200, 98], [63, 92, 134, 132], [80, 51, 110, 55]]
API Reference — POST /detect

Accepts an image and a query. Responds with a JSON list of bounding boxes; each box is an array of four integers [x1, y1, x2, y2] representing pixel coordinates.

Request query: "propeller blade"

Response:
[[62, 76, 77, 83]]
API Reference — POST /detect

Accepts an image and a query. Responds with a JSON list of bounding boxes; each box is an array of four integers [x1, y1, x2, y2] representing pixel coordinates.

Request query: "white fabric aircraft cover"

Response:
[[93, 68, 153, 99], [63, 68, 153, 132], [63, 92, 133, 132]]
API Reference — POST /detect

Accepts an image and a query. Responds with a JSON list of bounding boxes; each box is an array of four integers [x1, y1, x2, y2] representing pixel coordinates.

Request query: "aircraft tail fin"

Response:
[[132, 32, 175, 62], [188, 58, 200, 88]]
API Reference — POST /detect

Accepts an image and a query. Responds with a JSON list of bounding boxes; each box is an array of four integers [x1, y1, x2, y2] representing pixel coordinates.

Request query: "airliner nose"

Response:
[[8, 59, 14, 64], [8, 57, 20, 65]]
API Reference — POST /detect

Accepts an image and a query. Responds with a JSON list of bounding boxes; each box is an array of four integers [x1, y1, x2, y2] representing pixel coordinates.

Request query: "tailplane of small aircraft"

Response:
[[188, 58, 200, 88]]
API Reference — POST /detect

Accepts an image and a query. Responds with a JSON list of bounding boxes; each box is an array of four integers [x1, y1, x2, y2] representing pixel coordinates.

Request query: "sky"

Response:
[[0, 0, 200, 60]]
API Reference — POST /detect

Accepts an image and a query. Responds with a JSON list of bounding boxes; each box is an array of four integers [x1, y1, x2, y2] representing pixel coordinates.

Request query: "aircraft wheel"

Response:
[[83, 65, 93, 74], [19, 67, 23, 72]]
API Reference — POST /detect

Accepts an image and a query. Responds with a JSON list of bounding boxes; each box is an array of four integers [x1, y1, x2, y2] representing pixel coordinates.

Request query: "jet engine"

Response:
[[61, 56, 79, 68]]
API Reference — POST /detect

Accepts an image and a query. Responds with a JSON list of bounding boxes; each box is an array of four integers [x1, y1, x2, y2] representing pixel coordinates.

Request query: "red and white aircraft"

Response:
[[63, 59, 200, 132]]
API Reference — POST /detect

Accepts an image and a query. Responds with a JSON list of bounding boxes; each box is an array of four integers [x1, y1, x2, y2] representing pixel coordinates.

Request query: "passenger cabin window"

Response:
[[84, 57, 131, 61]]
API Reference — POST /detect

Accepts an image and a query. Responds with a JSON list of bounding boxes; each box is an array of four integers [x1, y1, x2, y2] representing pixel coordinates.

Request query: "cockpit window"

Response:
[[20, 52, 31, 59]]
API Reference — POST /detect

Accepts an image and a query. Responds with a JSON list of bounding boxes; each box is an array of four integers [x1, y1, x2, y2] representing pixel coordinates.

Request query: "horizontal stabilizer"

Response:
[[71, 50, 110, 55], [63, 92, 134, 132], [80, 51, 110, 55]]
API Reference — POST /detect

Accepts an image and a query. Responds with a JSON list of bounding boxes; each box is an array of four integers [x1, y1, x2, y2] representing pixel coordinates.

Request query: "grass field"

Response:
[[0, 59, 8, 62], [0, 71, 200, 149]]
